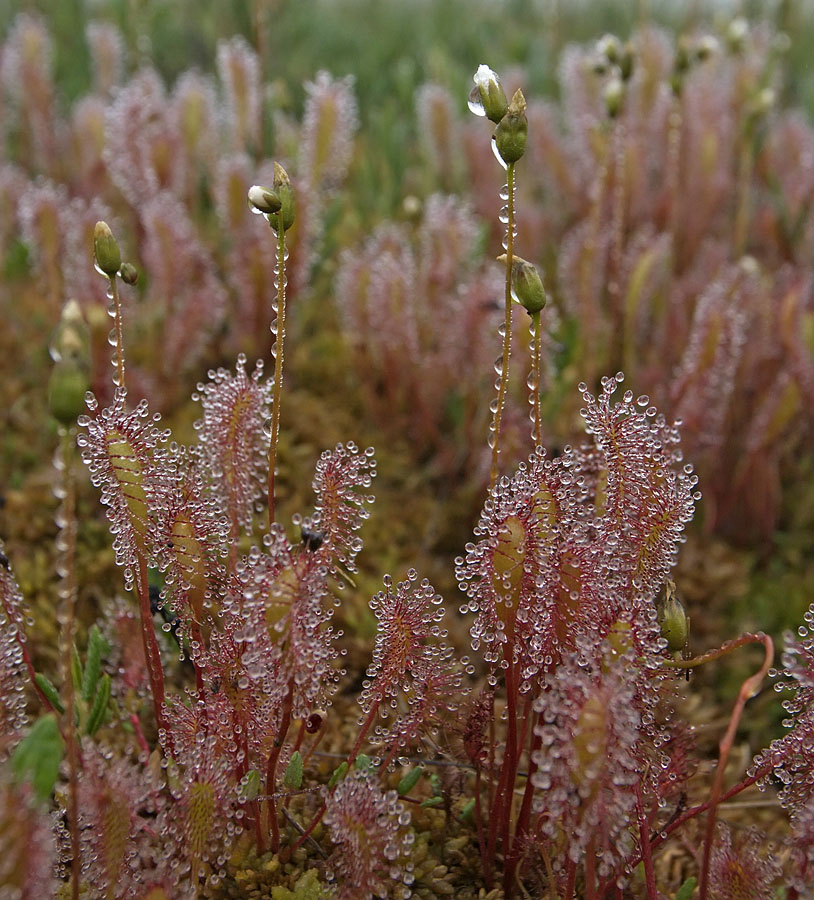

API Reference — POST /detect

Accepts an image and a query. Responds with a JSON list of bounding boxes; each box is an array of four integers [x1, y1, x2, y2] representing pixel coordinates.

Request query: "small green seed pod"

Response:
[[93, 221, 121, 277], [48, 361, 90, 425], [511, 257, 546, 314], [658, 594, 689, 654], [119, 262, 139, 285], [494, 89, 527, 165], [497, 254, 547, 314]]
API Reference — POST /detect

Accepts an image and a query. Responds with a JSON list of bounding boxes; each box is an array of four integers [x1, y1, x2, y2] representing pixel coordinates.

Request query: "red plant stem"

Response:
[[301, 725, 326, 769], [291, 719, 307, 755], [500, 658, 521, 855], [636, 791, 657, 900], [348, 698, 381, 766], [564, 857, 577, 900], [129, 713, 149, 755], [474, 767, 492, 885], [507, 699, 542, 892], [596, 634, 778, 898], [266, 678, 295, 851], [585, 834, 598, 900], [598, 757, 778, 898], [698, 632, 774, 900], [135, 555, 170, 754]]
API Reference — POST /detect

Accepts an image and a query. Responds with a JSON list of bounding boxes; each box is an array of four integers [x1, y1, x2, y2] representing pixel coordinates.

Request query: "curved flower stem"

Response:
[[636, 790, 657, 900], [489, 161, 516, 490], [267, 211, 287, 526], [597, 633, 775, 899], [698, 632, 773, 900]]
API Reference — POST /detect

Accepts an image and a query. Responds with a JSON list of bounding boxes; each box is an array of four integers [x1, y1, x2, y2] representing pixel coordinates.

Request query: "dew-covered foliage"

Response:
[[1, 4, 814, 900]]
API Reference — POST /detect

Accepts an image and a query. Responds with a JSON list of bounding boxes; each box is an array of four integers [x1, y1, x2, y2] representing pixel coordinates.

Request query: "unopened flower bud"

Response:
[[751, 87, 776, 117], [591, 57, 610, 76], [658, 593, 689, 654], [247, 183, 281, 216], [49, 299, 90, 365], [493, 89, 527, 165], [119, 262, 138, 285], [726, 17, 748, 54], [271, 162, 295, 232], [603, 76, 625, 118], [674, 39, 692, 75], [695, 35, 719, 62], [498, 254, 546, 314], [49, 361, 90, 424], [596, 34, 622, 65], [93, 221, 121, 277], [469, 64, 508, 123]]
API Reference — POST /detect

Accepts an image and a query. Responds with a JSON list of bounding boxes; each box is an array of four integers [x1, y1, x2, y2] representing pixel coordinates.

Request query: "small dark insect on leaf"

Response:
[[210, 677, 221, 694], [301, 527, 324, 552], [0, 550, 9, 570]]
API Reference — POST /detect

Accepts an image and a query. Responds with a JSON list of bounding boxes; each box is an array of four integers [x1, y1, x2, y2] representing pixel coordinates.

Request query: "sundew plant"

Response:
[[1, 10, 814, 900]]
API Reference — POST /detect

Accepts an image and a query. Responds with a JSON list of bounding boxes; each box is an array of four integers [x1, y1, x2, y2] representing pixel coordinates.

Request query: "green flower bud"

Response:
[[751, 87, 776, 117], [247, 183, 281, 216], [596, 34, 622, 65], [119, 262, 139, 285], [49, 300, 91, 424], [469, 65, 508, 124], [674, 39, 692, 76], [499, 254, 547, 314], [726, 17, 748, 55], [48, 360, 90, 425], [271, 162, 295, 232], [695, 35, 719, 62], [603, 76, 625, 119], [49, 299, 90, 365], [493, 89, 527, 165], [93, 221, 121, 278], [658, 593, 689, 654]]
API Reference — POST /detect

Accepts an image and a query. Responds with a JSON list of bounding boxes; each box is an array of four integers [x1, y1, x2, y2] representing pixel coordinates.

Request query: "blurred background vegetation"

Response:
[[1, 0, 813, 216]]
